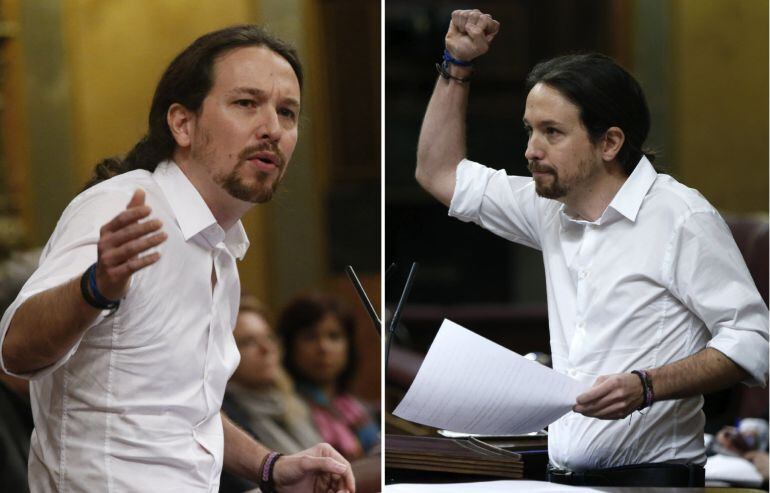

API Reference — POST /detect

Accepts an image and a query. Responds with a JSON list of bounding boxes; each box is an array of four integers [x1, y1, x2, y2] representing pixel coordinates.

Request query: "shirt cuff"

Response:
[[707, 329, 769, 387], [448, 158, 497, 223]]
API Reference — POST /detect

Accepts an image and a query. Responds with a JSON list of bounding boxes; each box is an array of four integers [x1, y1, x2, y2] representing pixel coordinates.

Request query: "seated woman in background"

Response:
[[223, 295, 322, 455], [277, 293, 380, 461]]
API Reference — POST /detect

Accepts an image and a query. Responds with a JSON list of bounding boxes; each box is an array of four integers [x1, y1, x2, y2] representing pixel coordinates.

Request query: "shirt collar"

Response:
[[153, 160, 250, 259], [605, 156, 657, 223], [559, 156, 657, 228]]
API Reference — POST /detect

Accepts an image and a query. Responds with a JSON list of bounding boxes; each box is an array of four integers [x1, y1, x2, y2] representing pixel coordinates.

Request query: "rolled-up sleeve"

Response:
[[448, 159, 547, 250], [666, 209, 769, 386], [0, 187, 131, 379]]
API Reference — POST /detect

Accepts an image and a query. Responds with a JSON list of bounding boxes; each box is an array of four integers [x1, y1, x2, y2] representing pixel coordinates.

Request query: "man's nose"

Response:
[[525, 134, 544, 161], [257, 107, 282, 142]]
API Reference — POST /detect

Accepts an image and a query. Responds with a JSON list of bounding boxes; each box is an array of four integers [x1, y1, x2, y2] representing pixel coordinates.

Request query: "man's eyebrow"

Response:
[[522, 118, 563, 127], [227, 87, 263, 97], [227, 87, 300, 108]]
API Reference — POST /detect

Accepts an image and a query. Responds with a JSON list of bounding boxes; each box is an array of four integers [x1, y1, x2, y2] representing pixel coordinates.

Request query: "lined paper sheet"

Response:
[[393, 319, 589, 435], [386, 480, 603, 492]]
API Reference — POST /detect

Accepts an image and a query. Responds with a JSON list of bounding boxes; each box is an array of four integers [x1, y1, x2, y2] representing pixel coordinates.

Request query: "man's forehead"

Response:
[[211, 45, 300, 97], [524, 83, 580, 124]]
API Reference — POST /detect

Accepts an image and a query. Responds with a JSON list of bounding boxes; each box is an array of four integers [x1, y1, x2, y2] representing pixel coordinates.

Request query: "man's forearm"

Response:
[[222, 411, 269, 482], [3, 189, 166, 376], [415, 69, 471, 206], [2, 275, 101, 374], [575, 347, 752, 419], [416, 10, 500, 206], [649, 347, 750, 400]]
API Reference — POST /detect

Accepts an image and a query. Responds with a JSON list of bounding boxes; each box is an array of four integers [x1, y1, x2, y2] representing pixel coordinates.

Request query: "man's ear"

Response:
[[167, 103, 195, 148], [601, 126, 625, 162]]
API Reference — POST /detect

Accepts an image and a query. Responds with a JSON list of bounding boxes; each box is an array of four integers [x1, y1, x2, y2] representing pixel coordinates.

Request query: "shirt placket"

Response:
[[570, 224, 597, 377], [190, 240, 226, 491], [210, 245, 228, 489]]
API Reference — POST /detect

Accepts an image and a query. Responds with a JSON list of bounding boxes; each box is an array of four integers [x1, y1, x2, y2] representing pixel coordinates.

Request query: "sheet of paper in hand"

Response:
[[393, 319, 589, 435]]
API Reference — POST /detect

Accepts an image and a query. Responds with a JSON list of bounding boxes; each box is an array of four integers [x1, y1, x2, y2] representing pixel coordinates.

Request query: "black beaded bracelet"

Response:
[[436, 60, 472, 83], [631, 369, 654, 410], [80, 263, 120, 310]]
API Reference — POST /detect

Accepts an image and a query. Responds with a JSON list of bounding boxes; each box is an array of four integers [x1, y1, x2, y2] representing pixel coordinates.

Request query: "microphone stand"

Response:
[[386, 262, 418, 370], [344, 261, 418, 374], [344, 265, 381, 334]]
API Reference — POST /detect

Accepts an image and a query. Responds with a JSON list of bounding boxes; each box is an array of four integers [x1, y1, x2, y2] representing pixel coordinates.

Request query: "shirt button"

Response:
[[577, 321, 585, 330], [568, 369, 578, 377], [579, 270, 589, 279]]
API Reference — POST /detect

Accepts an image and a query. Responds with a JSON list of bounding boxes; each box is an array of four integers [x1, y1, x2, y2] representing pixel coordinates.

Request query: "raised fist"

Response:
[[445, 9, 500, 63]]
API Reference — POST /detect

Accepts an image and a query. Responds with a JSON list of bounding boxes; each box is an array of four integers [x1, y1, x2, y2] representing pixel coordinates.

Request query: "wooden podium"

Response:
[[385, 434, 549, 484]]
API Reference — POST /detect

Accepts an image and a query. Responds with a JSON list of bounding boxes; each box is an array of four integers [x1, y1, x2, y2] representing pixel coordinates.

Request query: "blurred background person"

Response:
[[222, 292, 381, 493], [224, 294, 322, 455], [711, 417, 769, 487], [220, 294, 325, 493], [0, 249, 37, 493], [278, 293, 380, 461]]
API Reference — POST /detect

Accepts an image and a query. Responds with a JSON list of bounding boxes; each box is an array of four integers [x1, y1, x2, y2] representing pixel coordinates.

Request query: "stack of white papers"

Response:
[[705, 454, 764, 487], [393, 319, 588, 435]]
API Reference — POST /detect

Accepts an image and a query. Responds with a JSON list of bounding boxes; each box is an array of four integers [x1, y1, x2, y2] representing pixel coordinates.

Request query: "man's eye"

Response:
[[279, 108, 297, 120], [546, 127, 560, 135], [235, 99, 256, 108], [524, 126, 532, 136]]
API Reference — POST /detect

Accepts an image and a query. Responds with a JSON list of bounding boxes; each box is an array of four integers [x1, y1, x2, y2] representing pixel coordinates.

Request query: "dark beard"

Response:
[[216, 161, 279, 203], [533, 174, 568, 199], [214, 141, 287, 203], [528, 162, 567, 199]]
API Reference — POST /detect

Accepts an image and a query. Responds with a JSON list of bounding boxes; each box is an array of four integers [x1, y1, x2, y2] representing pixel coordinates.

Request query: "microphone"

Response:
[[385, 262, 396, 281], [345, 265, 381, 335], [386, 262, 418, 369]]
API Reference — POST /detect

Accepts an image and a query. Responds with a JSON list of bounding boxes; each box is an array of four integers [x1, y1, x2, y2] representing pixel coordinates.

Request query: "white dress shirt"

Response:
[[0, 161, 248, 492], [449, 156, 768, 471]]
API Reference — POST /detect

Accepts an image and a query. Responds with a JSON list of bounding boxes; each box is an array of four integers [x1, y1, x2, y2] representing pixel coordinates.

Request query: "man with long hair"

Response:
[[0, 25, 354, 492], [415, 9, 768, 487]]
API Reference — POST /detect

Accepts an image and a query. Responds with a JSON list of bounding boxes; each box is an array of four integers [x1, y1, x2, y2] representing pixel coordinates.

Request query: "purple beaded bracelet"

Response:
[[631, 369, 654, 410], [258, 451, 283, 493]]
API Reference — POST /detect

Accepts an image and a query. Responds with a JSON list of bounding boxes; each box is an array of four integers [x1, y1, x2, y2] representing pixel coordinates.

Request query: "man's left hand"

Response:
[[272, 442, 355, 493], [573, 373, 644, 419]]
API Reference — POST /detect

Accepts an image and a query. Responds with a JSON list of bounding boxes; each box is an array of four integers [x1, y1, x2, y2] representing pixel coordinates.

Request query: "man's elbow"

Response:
[[2, 318, 46, 376], [2, 329, 26, 375], [415, 165, 430, 191]]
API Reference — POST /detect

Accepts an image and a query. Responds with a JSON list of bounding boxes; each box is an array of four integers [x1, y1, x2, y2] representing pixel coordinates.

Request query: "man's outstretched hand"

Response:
[[273, 443, 355, 493], [445, 9, 500, 63], [94, 189, 167, 301]]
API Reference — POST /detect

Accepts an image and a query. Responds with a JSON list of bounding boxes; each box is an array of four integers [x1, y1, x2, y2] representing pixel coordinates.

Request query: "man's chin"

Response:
[[534, 182, 567, 200], [224, 178, 280, 204], [233, 187, 276, 204]]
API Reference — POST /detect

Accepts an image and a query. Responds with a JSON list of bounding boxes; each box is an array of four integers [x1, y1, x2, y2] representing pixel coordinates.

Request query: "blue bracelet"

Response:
[[443, 49, 473, 67], [86, 263, 120, 310]]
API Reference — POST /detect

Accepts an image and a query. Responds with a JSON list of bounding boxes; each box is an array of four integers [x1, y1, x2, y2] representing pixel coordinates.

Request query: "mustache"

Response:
[[238, 142, 286, 169], [528, 161, 556, 174]]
